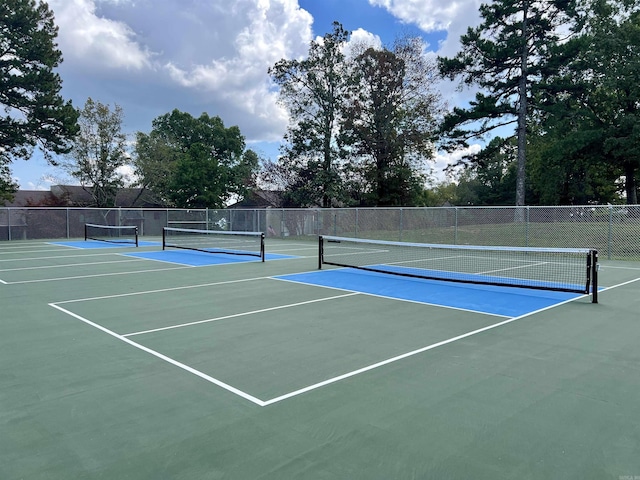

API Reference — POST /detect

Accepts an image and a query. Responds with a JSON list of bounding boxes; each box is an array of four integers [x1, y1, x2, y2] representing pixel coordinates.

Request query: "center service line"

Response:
[[48, 302, 268, 406]]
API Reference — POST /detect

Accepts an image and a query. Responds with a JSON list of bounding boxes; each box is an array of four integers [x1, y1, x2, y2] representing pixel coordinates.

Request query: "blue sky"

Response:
[[11, 0, 482, 191]]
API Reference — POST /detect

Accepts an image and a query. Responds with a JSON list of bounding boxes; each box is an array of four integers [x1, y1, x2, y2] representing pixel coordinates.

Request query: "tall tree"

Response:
[[343, 37, 444, 206], [134, 110, 259, 208], [537, 0, 640, 204], [0, 0, 79, 200], [438, 0, 577, 208], [269, 22, 350, 207], [64, 98, 127, 207]]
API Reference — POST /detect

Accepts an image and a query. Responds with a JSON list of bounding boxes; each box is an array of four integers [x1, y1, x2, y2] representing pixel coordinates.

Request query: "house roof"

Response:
[[228, 190, 283, 208], [3, 190, 57, 207], [3, 186, 166, 208]]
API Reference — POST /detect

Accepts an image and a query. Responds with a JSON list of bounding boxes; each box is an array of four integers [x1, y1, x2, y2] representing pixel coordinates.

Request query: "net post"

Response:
[[84, 223, 88, 241], [260, 232, 265, 262], [162, 227, 166, 250], [318, 235, 323, 270], [591, 250, 598, 303], [135, 227, 139, 247]]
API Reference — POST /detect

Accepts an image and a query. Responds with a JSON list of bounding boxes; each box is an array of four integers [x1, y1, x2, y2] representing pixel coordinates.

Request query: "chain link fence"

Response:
[[1, 205, 638, 260]]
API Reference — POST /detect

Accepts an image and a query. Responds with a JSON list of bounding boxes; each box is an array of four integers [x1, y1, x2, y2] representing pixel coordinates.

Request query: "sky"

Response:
[[11, 0, 484, 191]]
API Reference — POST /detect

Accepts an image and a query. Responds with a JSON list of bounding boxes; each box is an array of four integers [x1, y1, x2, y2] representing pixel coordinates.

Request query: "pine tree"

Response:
[[438, 0, 577, 208]]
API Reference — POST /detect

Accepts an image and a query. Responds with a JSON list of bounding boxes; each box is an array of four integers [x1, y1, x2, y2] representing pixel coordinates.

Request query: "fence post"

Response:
[[526, 206, 530, 247], [7, 208, 11, 241], [399, 208, 403, 241], [355, 208, 359, 237], [608, 205, 613, 260], [454, 207, 458, 245], [281, 209, 285, 237]]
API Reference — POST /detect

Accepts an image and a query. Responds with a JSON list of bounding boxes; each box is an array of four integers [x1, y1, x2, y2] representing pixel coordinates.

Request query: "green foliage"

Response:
[[536, 0, 640, 204], [0, 0, 79, 192], [64, 98, 127, 207], [527, 124, 620, 204], [438, 0, 578, 206], [269, 22, 350, 207], [134, 110, 258, 208], [0, 164, 18, 204], [455, 138, 520, 205], [269, 24, 443, 207], [343, 38, 443, 206]]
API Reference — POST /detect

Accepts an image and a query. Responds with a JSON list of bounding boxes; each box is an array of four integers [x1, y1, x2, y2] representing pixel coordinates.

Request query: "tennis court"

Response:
[[1, 234, 640, 479]]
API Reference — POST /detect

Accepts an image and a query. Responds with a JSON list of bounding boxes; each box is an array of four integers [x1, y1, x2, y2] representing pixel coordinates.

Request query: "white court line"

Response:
[[48, 303, 267, 406], [598, 276, 640, 291], [3, 265, 193, 284], [54, 276, 273, 304], [0, 248, 85, 255], [118, 254, 201, 268], [267, 246, 317, 253], [0, 258, 147, 272], [0, 278, 7, 285], [0, 244, 52, 250], [259, 276, 640, 406], [0, 252, 134, 263], [271, 276, 509, 318], [123, 293, 360, 337], [260, 293, 590, 406], [48, 273, 640, 407], [480, 261, 549, 275], [602, 264, 640, 271]]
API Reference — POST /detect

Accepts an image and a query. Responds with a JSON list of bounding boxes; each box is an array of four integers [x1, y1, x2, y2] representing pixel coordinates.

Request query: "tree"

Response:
[[269, 22, 350, 207], [0, 164, 18, 204], [526, 123, 620, 204], [537, 0, 640, 204], [343, 37, 444, 206], [438, 0, 577, 208], [0, 0, 79, 199], [64, 98, 127, 207], [455, 137, 521, 205], [133, 129, 181, 206], [134, 110, 259, 208]]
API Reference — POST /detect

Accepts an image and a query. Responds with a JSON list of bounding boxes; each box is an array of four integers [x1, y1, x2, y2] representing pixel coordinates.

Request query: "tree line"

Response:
[[1, 0, 639, 208]]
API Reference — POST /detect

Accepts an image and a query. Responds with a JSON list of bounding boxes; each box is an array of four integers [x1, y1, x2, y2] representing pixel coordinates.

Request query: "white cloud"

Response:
[[432, 144, 482, 181], [116, 164, 137, 187], [368, 0, 483, 58], [342, 28, 383, 58], [159, 0, 313, 141], [43, 0, 317, 144], [13, 0, 489, 190], [369, 0, 478, 32], [49, 0, 153, 70]]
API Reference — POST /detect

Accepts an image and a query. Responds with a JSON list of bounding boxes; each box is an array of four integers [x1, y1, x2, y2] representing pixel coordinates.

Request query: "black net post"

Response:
[[589, 250, 598, 303]]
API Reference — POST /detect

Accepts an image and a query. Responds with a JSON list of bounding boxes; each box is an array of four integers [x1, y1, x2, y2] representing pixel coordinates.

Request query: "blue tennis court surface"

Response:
[[276, 268, 583, 317], [51, 240, 160, 248], [125, 250, 297, 266]]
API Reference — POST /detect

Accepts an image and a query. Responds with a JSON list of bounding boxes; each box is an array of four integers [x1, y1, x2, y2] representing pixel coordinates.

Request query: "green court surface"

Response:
[[1, 237, 639, 479]]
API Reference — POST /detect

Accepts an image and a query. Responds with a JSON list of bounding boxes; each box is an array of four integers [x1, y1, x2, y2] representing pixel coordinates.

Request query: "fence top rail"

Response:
[[1, 205, 638, 211]]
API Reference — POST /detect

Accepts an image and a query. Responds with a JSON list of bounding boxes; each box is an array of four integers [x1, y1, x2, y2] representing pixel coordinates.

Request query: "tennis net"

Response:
[[319, 236, 598, 302], [163, 227, 265, 261], [84, 223, 139, 246]]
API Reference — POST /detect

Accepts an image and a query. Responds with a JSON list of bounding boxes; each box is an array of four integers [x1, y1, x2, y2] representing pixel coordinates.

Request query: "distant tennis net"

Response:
[[319, 236, 598, 302], [84, 223, 139, 246], [163, 227, 265, 261]]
